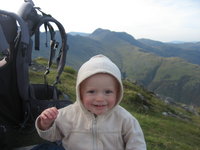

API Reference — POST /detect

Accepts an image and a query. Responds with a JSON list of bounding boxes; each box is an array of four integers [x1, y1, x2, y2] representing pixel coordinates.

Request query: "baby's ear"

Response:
[[115, 82, 121, 102], [79, 83, 83, 100]]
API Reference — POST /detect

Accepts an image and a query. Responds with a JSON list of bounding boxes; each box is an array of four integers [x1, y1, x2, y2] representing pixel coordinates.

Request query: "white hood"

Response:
[[76, 54, 124, 114]]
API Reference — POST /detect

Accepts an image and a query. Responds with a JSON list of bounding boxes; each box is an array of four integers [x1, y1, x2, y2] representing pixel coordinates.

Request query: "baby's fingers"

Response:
[[41, 107, 58, 120], [40, 112, 50, 120], [49, 107, 59, 117]]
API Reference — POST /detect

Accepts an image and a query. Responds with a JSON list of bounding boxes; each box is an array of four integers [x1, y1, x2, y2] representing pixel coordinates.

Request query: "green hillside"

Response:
[[33, 29, 200, 106], [28, 58, 200, 150], [138, 38, 200, 65], [87, 29, 200, 106]]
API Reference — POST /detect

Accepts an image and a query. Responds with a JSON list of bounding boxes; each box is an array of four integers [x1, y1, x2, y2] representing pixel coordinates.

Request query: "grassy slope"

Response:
[[149, 57, 200, 104], [89, 32, 200, 105], [29, 58, 200, 150]]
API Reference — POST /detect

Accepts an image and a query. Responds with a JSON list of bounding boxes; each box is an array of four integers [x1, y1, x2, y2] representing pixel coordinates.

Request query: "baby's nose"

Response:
[[96, 93, 105, 101]]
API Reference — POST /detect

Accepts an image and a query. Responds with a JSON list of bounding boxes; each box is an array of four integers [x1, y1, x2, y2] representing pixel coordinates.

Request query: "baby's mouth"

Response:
[[93, 104, 107, 108]]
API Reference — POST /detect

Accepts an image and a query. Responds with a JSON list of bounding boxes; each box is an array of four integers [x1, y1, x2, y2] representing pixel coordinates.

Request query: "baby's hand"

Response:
[[37, 107, 59, 130]]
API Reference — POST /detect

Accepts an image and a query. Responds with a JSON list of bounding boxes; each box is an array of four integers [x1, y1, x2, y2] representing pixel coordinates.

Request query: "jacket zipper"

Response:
[[92, 116, 98, 150]]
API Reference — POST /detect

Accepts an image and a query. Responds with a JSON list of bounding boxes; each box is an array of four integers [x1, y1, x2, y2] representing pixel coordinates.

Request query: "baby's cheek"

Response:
[[109, 99, 117, 109], [83, 101, 91, 109]]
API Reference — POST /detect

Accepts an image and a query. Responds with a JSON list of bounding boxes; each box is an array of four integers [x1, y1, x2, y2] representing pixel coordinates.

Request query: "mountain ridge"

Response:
[[33, 28, 200, 106]]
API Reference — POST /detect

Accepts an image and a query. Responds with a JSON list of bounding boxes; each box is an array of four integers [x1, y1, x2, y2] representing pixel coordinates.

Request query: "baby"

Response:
[[36, 54, 146, 150]]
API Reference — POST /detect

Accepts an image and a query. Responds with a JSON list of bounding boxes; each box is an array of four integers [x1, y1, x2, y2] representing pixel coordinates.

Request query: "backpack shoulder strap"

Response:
[[0, 24, 9, 53], [18, 2, 68, 85], [33, 15, 68, 85]]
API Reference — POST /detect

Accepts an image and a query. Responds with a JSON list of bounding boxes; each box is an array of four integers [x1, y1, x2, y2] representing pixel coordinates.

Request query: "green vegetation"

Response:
[[36, 29, 200, 105], [122, 81, 200, 150], [29, 58, 200, 150], [64, 29, 200, 106]]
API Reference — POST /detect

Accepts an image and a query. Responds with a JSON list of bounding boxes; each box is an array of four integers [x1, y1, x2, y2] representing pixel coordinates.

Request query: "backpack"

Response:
[[0, 1, 72, 148]]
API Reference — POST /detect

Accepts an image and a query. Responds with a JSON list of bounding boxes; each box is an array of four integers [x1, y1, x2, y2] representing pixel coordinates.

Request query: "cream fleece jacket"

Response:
[[36, 54, 146, 150]]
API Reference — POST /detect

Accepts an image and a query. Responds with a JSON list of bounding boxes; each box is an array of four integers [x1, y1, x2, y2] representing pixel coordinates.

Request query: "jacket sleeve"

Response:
[[35, 116, 63, 142], [122, 115, 147, 150]]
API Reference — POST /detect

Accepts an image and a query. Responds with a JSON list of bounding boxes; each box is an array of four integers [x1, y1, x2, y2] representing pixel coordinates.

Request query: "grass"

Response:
[[122, 102, 200, 150], [121, 79, 200, 150], [138, 114, 200, 150]]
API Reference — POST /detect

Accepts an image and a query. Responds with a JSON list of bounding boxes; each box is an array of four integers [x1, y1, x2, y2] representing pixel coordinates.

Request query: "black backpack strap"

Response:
[[33, 15, 68, 85], [18, 1, 68, 86], [0, 24, 9, 53], [43, 23, 58, 84], [34, 27, 40, 50]]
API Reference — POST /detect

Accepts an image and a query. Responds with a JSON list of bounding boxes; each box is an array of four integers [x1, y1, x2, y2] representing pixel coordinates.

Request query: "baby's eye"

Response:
[[87, 90, 95, 94], [105, 90, 113, 94]]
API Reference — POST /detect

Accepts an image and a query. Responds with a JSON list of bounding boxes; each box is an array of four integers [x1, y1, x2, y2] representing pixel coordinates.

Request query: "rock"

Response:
[[162, 112, 168, 116]]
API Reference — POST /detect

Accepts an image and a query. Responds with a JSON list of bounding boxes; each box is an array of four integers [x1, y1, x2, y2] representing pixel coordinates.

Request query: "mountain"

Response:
[[87, 29, 200, 105], [138, 38, 200, 65], [68, 32, 90, 36], [168, 41, 188, 44], [32, 28, 200, 106]]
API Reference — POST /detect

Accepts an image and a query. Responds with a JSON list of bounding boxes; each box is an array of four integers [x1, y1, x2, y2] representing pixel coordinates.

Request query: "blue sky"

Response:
[[1, 0, 200, 42]]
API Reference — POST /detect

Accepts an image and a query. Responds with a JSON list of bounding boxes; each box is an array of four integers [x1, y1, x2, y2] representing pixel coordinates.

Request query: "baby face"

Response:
[[80, 73, 119, 115]]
